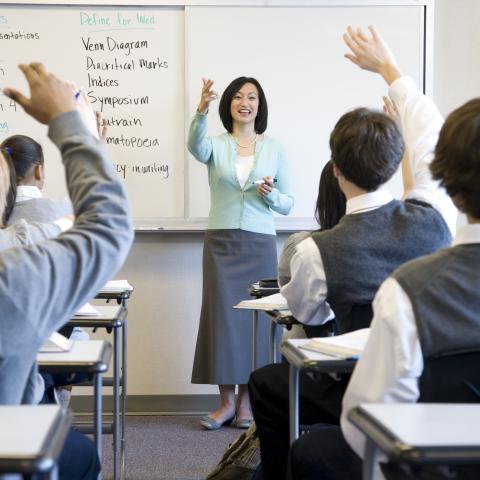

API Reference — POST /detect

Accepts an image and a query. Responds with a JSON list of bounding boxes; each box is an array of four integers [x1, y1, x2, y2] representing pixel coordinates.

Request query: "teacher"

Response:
[[188, 77, 293, 430]]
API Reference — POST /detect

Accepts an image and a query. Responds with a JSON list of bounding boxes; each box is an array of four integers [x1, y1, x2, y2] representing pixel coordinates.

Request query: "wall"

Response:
[[80, 0, 480, 408]]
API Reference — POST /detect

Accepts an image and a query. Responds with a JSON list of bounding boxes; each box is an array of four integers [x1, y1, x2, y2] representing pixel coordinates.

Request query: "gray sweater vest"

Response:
[[393, 244, 480, 358], [311, 199, 452, 334], [8, 197, 72, 225]]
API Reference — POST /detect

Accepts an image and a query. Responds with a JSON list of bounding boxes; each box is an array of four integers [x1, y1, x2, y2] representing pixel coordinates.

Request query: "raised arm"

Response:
[[382, 94, 413, 198], [0, 63, 133, 353], [343, 26, 457, 233], [187, 78, 218, 163]]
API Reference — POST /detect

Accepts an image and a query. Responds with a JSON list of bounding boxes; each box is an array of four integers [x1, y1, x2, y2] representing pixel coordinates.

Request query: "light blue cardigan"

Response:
[[188, 113, 294, 235]]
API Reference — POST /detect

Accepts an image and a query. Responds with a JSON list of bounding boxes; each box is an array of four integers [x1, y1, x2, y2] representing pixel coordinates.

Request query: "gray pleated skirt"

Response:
[[191, 229, 277, 385]]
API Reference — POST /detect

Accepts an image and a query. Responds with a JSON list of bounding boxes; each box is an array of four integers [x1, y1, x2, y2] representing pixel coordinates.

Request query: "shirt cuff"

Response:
[[54, 218, 73, 232], [388, 76, 419, 105]]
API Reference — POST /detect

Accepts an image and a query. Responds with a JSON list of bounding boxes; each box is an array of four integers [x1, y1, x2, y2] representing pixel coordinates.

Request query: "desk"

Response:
[[95, 285, 132, 480], [38, 340, 110, 476], [247, 283, 280, 369], [67, 305, 126, 480], [280, 339, 356, 445], [349, 403, 480, 480], [0, 405, 70, 480]]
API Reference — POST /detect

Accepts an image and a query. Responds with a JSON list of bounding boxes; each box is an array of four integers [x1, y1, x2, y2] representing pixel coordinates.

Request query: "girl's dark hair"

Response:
[[315, 160, 346, 231], [1, 150, 17, 225], [218, 77, 268, 134], [0, 135, 44, 182]]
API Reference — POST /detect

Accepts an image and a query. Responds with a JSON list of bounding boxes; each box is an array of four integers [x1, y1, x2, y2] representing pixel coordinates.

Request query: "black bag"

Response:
[[206, 424, 260, 480]]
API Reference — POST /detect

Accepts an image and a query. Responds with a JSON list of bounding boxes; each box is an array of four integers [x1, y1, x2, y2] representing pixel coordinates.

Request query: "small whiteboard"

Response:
[[0, 1, 431, 230]]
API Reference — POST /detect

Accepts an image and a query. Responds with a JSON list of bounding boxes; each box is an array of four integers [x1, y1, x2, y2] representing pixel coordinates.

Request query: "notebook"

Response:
[[234, 293, 288, 311], [40, 332, 73, 353], [99, 280, 133, 293], [300, 328, 370, 359]]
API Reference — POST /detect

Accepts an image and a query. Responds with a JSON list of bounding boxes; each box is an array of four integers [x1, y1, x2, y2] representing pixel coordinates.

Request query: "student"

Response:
[[248, 26, 457, 480], [278, 160, 345, 339], [2, 134, 72, 224], [277, 160, 345, 288], [0, 63, 133, 479], [338, 32, 480, 480]]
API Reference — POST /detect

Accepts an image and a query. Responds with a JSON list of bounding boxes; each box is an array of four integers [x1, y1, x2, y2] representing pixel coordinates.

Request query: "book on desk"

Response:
[[300, 328, 370, 359], [235, 292, 288, 311]]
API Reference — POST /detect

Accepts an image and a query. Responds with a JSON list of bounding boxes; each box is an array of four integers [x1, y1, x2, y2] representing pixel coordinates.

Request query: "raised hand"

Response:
[[96, 111, 108, 141], [382, 95, 400, 125], [197, 78, 218, 114], [3, 63, 76, 124], [343, 26, 402, 85]]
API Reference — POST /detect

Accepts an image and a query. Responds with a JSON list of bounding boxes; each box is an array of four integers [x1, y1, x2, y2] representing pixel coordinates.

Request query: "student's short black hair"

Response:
[[431, 97, 480, 219], [0, 134, 44, 183], [330, 108, 404, 191], [218, 77, 268, 134], [315, 160, 346, 230]]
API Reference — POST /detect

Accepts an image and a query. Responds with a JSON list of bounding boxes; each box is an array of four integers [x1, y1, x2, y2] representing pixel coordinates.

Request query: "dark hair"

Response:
[[330, 108, 404, 191], [315, 160, 346, 230], [0, 134, 44, 183], [218, 77, 268, 134], [1, 150, 16, 225], [431, 97, 480, 219]]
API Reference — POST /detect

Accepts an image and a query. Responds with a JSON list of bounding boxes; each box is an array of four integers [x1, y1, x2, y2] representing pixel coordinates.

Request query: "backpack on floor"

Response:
[[206, 424, 260, 480]]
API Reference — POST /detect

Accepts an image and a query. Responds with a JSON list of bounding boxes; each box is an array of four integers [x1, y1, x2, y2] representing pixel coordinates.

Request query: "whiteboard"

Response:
[[0, 5, 185, 226], [0, 1, 430, 230], [186, 4, 425, 229]]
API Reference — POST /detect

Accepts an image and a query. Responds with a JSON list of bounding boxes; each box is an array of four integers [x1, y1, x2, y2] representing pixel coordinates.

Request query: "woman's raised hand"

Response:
[[197, 78, 218, 114]]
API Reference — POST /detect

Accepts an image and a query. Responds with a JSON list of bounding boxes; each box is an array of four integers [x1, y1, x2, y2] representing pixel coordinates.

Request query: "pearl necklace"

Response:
[[230, 133, 258, 148]]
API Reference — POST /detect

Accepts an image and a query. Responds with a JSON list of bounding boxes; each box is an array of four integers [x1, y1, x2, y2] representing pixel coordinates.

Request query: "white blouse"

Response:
[[235, 154, 254, 189]]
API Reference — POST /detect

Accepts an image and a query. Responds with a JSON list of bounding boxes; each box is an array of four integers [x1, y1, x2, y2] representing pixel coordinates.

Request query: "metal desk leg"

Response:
[[363, 437, 378, 480], [252, 310, 258, 370], [94, 372, 103, 480], [113, 326, 120, 480], [289, 364, 300, 445], [268, 320, 277, 364], [120, 298, 128, 480]]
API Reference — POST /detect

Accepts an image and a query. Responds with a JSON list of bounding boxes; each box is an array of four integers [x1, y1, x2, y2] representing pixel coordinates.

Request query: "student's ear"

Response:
[[332, 162, 341, 179], [35, 164, 45, 188]]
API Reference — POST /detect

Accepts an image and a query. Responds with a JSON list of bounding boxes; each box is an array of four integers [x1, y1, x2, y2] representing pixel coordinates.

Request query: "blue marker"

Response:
[[74, 90, 81, 100]]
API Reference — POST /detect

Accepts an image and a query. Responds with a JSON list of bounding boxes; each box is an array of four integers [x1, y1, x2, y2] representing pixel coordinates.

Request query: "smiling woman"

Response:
[[187, 76, 294, 431]]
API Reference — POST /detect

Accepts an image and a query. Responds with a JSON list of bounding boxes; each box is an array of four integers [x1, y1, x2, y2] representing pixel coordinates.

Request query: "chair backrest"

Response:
[[384, 349, 480, 480], [419, 348, 480, 403]]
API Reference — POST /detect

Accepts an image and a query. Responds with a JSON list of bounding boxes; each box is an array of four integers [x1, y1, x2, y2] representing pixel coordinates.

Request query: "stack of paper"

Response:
[[40, 332, 73, 353], [300, 328, 370, 359], [74, 303, 101, 317], [235, 293, 288, 311], [99, 280, 133, 293]]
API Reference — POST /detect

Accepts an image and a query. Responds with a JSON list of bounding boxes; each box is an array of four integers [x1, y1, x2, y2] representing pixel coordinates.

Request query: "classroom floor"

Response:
[[100, 415, 240, 480]]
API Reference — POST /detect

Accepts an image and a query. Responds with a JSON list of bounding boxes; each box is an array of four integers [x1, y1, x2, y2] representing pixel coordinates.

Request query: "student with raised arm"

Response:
[[0, 63, 133, 479], [249, 26, 457, 480], [338, 32, 480, 480]]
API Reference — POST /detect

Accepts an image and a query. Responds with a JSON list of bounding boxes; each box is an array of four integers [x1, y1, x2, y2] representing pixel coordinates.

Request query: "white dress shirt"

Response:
[[16, 185, 43, 203], [341, 223, 480, 462], [280, 76, 457, 326]]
